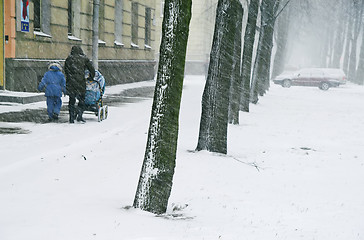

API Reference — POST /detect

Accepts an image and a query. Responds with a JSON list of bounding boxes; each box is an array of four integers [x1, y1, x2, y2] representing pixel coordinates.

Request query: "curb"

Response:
[[0, 92, 46, 104]]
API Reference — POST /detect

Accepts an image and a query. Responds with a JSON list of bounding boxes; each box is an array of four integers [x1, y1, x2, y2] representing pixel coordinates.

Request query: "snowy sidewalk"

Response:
[[0, 80, 156, 114], [1, 76, 363, 240]]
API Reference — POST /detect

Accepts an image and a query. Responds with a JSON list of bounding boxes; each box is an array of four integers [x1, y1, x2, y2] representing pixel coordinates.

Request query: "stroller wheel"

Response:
[[104, 105, 108, 119], [98, 107, 104, 122]]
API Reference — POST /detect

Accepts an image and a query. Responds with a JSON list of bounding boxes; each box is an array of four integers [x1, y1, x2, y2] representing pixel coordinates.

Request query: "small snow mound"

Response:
[[156, 203, 194, 220]]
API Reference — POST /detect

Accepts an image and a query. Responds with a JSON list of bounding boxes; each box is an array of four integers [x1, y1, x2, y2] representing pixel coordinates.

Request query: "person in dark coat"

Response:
[[64, 46, 95, 123], [38, 61, 66, 121]]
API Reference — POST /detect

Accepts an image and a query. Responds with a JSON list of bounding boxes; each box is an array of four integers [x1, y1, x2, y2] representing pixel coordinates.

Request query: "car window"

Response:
[[297, 70, 310, 78], [324, 69, 345, 78], [310, 70, 324, 78]]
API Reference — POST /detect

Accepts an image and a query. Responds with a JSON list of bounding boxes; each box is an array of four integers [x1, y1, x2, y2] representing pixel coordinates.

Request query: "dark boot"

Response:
[[52, 113, 59, 120], [69, 108, 75, 123], [77, 117, 86, 123], [77, 110, 85, 122]]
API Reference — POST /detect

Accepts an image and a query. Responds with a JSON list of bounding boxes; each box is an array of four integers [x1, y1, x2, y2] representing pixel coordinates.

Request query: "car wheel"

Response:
[[282, 79, 291, 88], [320, 82, 330, 91]]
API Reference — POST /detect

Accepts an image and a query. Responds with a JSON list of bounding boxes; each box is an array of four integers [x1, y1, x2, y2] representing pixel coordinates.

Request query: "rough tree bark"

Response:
[[133, 0, 192, 214], [240, 0, 260, 112], [228, 3, 244, 125], [250, 0, 281, 104], [196, 0, 239, 154]]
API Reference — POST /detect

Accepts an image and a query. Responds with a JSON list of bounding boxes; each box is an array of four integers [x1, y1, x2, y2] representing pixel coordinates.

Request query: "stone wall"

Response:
[[5, 58, 156, 92]]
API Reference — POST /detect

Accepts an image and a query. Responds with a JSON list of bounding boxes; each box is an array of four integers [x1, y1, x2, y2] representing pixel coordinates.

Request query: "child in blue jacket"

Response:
[[38, 62, 66, 121]]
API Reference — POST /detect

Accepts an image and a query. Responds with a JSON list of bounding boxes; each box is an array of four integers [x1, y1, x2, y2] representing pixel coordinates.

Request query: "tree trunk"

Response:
[[228, 3, 244, 125], [320, 27, 331, 67], [348, 0, 363, 83], [343, 1, 354, 75], [251, 0, 280, 104], [271, 3, 290, 80], [196, 0, 238, 154], [356, 37, 364, 85], [330, 0, 346, 68], [240, 0, 260, 112], [133, 0, 192, 214], [355, 1, 364, 85]]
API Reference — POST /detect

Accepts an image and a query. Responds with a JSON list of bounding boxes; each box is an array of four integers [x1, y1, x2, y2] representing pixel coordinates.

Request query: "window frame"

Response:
[[114, 0, 124, 46], [33, 0, 51, 36], [67, 0, 72, 35], [145, 7, 151, 48], [33, 0, 41, 32], [131, 2, 139, 47]]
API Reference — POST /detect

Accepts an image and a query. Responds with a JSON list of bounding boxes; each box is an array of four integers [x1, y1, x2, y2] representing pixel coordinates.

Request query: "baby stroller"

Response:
[[84, 70, 108, 122]]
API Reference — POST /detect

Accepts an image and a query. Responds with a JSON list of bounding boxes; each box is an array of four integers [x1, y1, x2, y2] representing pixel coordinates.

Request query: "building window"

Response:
[[114, 0, 123, 46], [33, 0, 51, 35], [33, 0, 41, 31], [68, 0, 72, 35], [67, 0, 81, 39], [131, 2, 139, 46], [99, 0, 105, 44], [145, 8, 151, 47]]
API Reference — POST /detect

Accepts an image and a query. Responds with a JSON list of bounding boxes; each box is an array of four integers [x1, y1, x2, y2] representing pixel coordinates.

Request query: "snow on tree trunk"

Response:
[[240, 0, 260, 112], [133, 0, 192, 214], [250, 0, 280, 104], [196, 0, 238, 154], [228, 2, 244, 125]]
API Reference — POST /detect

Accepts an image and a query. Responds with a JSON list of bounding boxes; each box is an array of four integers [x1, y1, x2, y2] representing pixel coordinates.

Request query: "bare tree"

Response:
[[228, 4, 244, 125], [316, 0, 337, 68], [250, 0, 281, 104], [330, 0, 347, 68], [355, 1, 364, 85], [271, 0, 291, 79], [240, 0, 260, 112], [343, 0, 355, 75], [348, 0, 364, 83], [133, 0, 192, 214], [196, 0, 241, 154]]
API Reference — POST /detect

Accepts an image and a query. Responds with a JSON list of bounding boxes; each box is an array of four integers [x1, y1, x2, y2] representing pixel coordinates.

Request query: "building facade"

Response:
[[184, 0, 217, 75], [0, 2, 4, 88], [2, 0, 157, 92], [154, 0, 218, 75]]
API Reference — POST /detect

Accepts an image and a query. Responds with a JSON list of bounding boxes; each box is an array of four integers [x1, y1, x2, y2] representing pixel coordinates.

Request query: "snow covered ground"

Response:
[[0, 75, 363, 240]]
